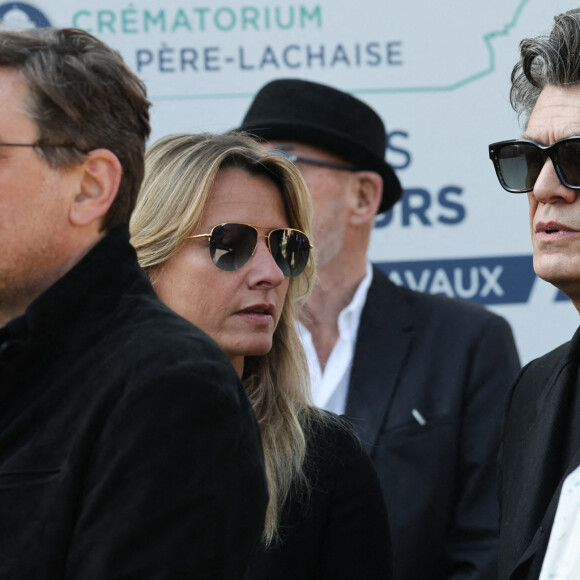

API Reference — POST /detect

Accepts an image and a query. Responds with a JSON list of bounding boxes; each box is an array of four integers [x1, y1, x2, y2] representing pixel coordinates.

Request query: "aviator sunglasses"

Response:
[[489, 136, 580, 193], [186, 222, 313, 278]]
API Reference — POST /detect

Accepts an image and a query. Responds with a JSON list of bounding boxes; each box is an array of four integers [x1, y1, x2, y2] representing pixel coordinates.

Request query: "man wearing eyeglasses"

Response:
[[490, 9, 580, 580], [240, 79, 521, 580], [0, 28, 267, 577]]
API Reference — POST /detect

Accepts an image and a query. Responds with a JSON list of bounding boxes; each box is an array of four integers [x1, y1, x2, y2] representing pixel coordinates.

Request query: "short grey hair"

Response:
[[511, 8, 580, 126]]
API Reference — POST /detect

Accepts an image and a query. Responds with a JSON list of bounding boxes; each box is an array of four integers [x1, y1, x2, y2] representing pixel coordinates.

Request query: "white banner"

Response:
[[6, 0, 580, 364]]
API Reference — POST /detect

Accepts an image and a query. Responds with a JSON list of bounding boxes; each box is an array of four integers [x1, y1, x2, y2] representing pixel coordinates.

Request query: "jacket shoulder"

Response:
[[507, 339, 573, 409], [370, 265, 513, 330], [114, 288, 229, 365], [521, 340, 572, 375]]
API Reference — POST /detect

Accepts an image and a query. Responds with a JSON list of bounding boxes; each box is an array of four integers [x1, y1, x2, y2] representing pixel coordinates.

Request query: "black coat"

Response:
[[249, 415, 392, 579], [0, 226, 267, 579], [498, 326, 580, 580], [345, 267, 521, 580]]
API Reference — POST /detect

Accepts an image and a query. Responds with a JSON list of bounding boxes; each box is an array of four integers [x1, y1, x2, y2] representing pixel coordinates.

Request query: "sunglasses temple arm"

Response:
[[186, 233, 211, 240]]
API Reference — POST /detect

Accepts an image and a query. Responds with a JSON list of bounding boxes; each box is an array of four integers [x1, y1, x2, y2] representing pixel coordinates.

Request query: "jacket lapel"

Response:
[[345, 267, 413, 455], [509, 327, 580, 577]]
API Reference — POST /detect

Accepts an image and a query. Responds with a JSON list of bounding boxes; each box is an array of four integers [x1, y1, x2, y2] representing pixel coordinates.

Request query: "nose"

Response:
[[532, 157, 577, 204], [246, 236, 286, 288]]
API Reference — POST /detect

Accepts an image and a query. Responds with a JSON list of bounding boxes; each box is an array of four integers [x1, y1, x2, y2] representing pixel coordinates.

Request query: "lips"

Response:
[[237, 303, 275, 316], [535, 221, 578, 234]]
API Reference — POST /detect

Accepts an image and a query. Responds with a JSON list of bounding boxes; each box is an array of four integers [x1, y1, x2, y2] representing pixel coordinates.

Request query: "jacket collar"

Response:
[[3, 224, 148, 344], [509, 325, 580, 577], [345, 266, 413, 454]]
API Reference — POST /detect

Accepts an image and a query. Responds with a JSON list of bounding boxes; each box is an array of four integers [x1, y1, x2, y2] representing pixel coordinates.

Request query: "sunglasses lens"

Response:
[[497, 142, 544, 192], [558, 140, 580, 187], [209, 224, 257, 271], [269, 229, 311, 278]]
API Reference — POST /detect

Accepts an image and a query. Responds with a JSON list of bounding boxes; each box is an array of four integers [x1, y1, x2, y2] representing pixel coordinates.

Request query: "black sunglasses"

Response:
[[272, 149, 358, 172], [186, 222, 313, 278], [489, 137, 580, 193]]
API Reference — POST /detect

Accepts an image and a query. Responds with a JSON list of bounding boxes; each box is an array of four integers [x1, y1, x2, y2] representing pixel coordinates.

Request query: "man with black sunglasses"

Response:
[[0, 27, 267, 577], [490, 9, 580, 580], [240, 79, 520, 580]]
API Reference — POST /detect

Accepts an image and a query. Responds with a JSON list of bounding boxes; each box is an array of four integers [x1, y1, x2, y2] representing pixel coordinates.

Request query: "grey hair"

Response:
[[511, 8, 580, 126]]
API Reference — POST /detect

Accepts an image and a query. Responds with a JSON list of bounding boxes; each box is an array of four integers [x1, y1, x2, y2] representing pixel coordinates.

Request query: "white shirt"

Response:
[[298, 262, 373, 415], [539, 464, 580, 579]]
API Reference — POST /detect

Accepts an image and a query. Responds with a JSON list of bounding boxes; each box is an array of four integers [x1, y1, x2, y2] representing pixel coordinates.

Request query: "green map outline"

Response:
[[151, 0, 530, 101]]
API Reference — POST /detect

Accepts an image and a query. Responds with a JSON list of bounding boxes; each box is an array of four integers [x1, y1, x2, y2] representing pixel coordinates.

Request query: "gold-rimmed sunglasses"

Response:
[[187, 222, 313, 278]]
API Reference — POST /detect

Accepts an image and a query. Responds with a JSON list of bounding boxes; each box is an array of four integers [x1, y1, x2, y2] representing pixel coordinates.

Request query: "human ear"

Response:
[[349, 171, 383, 225], [69, 149, 122, 227]]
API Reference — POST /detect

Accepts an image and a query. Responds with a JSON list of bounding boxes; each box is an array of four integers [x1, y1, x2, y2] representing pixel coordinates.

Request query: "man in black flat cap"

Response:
[[240, 78, 521, 580]]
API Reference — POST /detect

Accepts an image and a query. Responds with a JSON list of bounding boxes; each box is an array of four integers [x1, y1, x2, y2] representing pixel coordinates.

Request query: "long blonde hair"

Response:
[[130, 132, 321, 544]]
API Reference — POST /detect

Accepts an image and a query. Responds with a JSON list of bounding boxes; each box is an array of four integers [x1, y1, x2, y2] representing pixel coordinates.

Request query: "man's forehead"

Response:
[[267, 140, 338, 159], [266, 140, 300, 151], [0, 69, 37, 137], [267, 141, 292, 149], [524, 84, 580, 143]]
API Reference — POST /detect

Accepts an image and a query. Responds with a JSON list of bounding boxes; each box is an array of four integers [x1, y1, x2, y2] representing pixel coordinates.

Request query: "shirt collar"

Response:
[[298, 261, 374, 344], [336, 261, 374, 340]]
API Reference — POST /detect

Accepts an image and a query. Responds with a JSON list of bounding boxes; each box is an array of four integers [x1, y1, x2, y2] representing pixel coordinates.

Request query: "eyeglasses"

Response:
[[272, 149, 358, 172], [489, 137, 580, 193], [186, 222, 313, 278]]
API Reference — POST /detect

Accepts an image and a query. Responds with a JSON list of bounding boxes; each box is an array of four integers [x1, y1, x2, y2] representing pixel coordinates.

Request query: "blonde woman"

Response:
[[130, 132, 391, 579]]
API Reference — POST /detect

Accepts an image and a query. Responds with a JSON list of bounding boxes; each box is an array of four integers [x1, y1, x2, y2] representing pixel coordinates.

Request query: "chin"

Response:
[[242, 337, 274, 358], [534, 255, 580, 290]]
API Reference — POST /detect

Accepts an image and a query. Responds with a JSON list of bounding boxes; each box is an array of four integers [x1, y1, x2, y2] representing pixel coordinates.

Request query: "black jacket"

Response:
[[249, 415, 392, 579], [346, 267, 521, 580], [498, 326, 580, 580], [0, 225, 267, 579]]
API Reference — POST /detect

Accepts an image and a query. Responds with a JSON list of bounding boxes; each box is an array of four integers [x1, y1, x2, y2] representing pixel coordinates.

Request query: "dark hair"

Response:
[[511, 8, 580, 125], [0, 27, 151, 230]]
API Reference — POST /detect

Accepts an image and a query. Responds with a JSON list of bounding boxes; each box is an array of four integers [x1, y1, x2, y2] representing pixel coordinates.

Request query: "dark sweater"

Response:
[[249, 415, 392, 580]]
